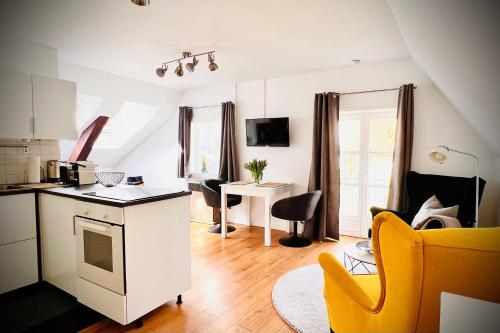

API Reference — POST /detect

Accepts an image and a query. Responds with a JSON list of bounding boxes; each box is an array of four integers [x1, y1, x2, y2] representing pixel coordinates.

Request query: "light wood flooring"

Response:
[[81, 222, 359, 333]]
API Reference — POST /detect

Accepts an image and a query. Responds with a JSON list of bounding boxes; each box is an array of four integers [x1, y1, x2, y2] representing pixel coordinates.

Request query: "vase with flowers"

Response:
[[244, 159, 268, 184]]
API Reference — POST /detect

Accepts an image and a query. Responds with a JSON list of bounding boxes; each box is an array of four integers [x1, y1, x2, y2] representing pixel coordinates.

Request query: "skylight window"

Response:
[[93, 101, 159, 149], [76, 94, 103, 130]]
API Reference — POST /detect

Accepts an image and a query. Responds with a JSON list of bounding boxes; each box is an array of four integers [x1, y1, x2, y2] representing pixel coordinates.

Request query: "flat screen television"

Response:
[[246, 117, 289, 147]]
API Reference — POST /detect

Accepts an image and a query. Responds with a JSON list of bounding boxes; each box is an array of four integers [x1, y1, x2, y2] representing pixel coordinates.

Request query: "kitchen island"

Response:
[[38, 184, 191, 326]]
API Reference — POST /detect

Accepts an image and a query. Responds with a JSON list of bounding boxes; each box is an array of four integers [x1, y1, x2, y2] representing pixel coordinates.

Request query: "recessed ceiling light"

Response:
[[351, 59, 361, 64]]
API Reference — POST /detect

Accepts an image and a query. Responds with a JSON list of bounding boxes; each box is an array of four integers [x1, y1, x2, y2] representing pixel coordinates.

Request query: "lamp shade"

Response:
[[156, 66, 166, 77], [186, 57, 199, 72], [131, 0, 150, 6], [428, 150, 447, 164]]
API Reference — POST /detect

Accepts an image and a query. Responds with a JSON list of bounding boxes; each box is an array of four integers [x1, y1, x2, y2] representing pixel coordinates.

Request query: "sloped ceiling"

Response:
[[387, 0, 500, 155], [0, 0, 408, 90], [59, 62, 182, 167]]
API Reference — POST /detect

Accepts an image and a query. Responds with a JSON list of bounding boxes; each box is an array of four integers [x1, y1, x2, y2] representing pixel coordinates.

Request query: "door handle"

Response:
[[76, 220, 109, 232], [73, 216, 76, 235]]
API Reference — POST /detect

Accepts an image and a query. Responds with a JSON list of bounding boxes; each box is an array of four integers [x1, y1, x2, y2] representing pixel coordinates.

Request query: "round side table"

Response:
[[343, 243, 376, 275]]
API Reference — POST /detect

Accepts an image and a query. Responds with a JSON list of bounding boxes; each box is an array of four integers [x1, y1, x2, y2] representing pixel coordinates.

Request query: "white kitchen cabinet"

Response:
[[0, 68, 33, 139], [39, 193, 77, 296], [0, 193, 38, 294], [0, 239, 38, 294], [0, 193, 36, 246], [74, 195, 191, 325], [32, 75, 77, 140]]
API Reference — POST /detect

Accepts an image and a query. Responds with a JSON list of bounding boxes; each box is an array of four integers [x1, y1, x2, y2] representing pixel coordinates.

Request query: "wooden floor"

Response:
[[81, 222, 359, 333]]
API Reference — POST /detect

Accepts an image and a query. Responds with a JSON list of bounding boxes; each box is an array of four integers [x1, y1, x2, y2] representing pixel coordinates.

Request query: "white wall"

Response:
[[117, 58, 499, 228], [58, 63, 182, 167], [115, 117, 185, 189], [115, 85, 236, 190], [0, 38, 59, 78], [387, 0, 500, 155]]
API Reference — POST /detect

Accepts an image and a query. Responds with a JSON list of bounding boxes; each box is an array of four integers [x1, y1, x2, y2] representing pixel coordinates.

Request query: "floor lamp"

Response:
[[428, 145, 480, 227]]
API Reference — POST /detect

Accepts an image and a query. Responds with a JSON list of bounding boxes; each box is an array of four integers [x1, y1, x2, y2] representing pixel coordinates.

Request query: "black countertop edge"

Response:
[[0, 188, 36, 196], [37, 188, 192, 207]]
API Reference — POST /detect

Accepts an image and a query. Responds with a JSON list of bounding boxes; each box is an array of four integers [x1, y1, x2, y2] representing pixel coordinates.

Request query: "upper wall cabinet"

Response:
[[32, 75, 77, 140], [0, 68, 33, 139], [0, 68, 77, 140]]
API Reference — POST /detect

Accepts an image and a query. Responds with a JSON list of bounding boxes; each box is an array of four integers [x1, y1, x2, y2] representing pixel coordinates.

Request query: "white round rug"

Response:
[[271, 264, 329, 333], [272, 250, 377, 333]]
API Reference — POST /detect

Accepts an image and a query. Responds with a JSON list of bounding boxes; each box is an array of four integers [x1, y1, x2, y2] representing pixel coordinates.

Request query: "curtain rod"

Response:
[[335, 85, 417, 96], [192, 104, 220, 109]]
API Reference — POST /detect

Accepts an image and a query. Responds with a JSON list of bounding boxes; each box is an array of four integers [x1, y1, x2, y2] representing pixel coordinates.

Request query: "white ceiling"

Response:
[[387, 0, 500, 156], [0, 0, 409, 90]]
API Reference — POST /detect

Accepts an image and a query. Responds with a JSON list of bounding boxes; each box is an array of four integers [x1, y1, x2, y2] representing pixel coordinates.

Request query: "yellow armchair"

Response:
[[318, 212, 500, 333]]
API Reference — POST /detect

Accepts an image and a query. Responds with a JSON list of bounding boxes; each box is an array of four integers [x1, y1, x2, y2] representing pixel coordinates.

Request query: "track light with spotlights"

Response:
[[208, 53, 218, 72], [156, 65, 167, 77], [186, 56, 199, 72], [155, 50, 218, 78], [175, 62, 184, 77]]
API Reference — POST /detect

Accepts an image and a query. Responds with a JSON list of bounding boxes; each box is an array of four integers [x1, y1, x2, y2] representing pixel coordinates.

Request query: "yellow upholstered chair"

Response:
[[318, 212, 500, 333]]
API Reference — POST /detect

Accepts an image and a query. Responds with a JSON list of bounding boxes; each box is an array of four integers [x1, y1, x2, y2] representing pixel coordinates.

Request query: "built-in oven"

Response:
[[74, 216, 125, 295]]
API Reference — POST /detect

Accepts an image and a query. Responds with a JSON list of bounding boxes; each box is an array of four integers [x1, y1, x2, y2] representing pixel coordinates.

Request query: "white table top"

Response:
[[220, 182, 292, 197], [440, 292, 500, 333], [343, 243, 376, 265]]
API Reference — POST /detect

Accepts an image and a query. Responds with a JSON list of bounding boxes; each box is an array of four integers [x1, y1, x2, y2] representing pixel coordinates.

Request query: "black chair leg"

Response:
[[207, 223, 236, 233], [278, 221, 312, 247], [207, 208, 236, 233]]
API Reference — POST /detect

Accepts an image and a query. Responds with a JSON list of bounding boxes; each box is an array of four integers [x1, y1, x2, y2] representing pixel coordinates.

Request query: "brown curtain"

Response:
[[387, 84, 414, 211], [305, 92, 340, 241], [177, 106, 193, 178], [219, 101, 239, 182]]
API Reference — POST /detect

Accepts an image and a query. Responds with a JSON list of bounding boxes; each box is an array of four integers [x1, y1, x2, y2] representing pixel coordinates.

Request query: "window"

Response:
[[190, 107, 221, 175], [93, 101, 159, 149], [339, 110, 396, 237]]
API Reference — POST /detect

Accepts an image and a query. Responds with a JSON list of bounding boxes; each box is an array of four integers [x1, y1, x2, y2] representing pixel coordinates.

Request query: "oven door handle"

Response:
[[76, 219, 110, 233]]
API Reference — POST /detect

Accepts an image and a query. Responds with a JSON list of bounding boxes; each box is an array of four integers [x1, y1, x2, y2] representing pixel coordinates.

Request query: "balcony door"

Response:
[[339, 110, 396, 238]]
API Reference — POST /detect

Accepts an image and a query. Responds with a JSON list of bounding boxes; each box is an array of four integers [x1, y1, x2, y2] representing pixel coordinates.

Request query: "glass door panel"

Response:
[[83, 230, 113, 272], [340, 185, 360, 217], [339, 116, 362, 236], [339, 110, 396, 238]]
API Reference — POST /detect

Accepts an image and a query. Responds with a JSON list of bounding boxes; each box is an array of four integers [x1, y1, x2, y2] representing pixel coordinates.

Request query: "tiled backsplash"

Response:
[[0, 139, 60, 185]]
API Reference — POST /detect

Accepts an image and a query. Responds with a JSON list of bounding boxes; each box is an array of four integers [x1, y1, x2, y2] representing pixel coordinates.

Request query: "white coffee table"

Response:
[[343, 242, 376, 275]]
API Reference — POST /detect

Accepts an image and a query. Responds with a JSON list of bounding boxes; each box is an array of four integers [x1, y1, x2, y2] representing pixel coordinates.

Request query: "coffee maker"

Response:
[[73, 161, 96, 185]]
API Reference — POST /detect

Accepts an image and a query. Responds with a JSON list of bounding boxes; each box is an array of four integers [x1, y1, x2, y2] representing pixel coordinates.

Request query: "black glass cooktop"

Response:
[[83, 187, 183, 202]]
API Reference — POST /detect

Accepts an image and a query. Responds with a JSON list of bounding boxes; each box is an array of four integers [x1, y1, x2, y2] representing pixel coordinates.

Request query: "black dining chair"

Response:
[[271, 190, 322, 247], [199, 179, 242, 233]]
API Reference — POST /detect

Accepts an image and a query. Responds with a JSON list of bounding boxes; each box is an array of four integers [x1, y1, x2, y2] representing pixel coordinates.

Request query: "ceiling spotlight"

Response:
[[131, 0, 150, 6], [208, 53, 219, 72], [175, 61, 184, 77], [156, 50, 217, 78], [156, 65, 167, 77], [186, 56, 199, 72]]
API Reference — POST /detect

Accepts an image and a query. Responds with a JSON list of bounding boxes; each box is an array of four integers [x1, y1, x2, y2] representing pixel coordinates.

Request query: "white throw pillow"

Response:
[[411, 195, 459, 228]]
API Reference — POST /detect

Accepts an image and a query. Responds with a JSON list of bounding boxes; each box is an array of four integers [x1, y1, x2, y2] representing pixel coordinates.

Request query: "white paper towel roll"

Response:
[[28, 156, 41, 183]]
